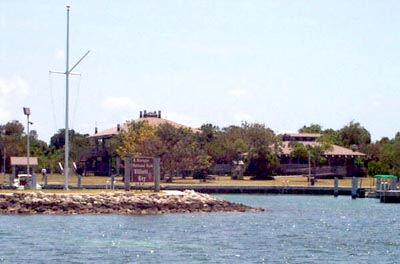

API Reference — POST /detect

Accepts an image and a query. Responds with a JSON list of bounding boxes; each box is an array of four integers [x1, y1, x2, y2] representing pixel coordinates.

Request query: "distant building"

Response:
[[77, 110, 199, 176], [278, 133, 365, 177], [88, 110, 199, 140], [282, 133, 322, 142]]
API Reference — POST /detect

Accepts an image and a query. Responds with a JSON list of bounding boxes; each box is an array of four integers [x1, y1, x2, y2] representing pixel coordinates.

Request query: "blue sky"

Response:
[[1, 0, 399, 142]]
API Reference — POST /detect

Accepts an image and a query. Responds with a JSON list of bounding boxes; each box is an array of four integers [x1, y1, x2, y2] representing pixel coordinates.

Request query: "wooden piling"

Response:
[[351, 176, 357, 199], [334, 177, 339, 197], [154, 157, 160, 192]]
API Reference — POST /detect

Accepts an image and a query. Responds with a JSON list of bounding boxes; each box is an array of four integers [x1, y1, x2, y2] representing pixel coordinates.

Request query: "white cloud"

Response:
[[102, 96, 135, 110], [372, 100, 381, 107], [0, 75, 30, 122], [229, 88, 247, 97], [54, 49, 65, 61], [164, 111, 202, 128], [0, 108, 11, 121], [0, 74, 29, 96], [233, 113, 254, 123]]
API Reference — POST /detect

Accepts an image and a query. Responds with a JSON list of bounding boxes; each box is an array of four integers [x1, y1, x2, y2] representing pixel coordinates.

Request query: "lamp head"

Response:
[[23, 107, 31, 116]]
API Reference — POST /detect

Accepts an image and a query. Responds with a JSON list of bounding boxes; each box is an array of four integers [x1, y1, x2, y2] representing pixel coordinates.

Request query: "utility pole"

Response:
[[50, 6, 90, 190], [23, 107, 34, 189], [27, 115, 30, 179]]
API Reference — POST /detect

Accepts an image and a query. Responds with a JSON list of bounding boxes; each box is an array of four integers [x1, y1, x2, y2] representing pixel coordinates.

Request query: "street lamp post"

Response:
[[23, 107, 35, 189]]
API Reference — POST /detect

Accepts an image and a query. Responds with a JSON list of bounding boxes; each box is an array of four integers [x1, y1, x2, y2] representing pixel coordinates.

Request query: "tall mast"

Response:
[[64, 5, 70, 190], [50, 6, 89, 190]]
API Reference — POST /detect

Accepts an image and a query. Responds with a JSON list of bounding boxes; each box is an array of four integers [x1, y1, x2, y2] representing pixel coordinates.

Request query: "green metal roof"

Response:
[[374, 174, 397, 179]]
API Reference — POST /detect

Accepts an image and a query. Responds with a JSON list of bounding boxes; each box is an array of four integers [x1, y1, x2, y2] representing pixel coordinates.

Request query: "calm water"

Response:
[[0, 195, 399, 263]]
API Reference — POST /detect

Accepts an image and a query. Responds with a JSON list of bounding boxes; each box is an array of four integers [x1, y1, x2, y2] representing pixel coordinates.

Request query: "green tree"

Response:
[[116, 121, 156, 158], [0, 121, 28, 173], [339, 121, 371, 147], [288, 140, 332, 177], [379, 140, 400, 175], [298, 123, 323, 134], [28, 130, 49, 170], [241, 122, 279, 179], [47, 129, 91, 171], [289, 142, 308, 162], [318, 128, 342, 145], [367, 160, 389, 177], [154, 124, 194, 182], [395, 132, 400, 141]]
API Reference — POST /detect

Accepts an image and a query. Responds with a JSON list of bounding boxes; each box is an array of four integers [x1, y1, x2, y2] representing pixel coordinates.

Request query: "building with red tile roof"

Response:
[[278, 133, 365, 177], [89, 110, 199, 140], [78, 110, 199, 176]]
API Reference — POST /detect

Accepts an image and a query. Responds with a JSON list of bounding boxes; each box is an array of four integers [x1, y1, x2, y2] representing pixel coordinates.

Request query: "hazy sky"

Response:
[[1, 0, 399, 142]]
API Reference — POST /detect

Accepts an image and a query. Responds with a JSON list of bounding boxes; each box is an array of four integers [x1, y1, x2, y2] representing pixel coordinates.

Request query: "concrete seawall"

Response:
[[1, 184, 370, 196]]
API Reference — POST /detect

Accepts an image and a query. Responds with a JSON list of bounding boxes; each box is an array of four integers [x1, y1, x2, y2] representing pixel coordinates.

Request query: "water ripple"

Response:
[[0, 195, 399, 263]]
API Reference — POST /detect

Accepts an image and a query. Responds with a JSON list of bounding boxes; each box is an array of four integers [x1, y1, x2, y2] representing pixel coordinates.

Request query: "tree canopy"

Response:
[[1, 118, 399, 179]]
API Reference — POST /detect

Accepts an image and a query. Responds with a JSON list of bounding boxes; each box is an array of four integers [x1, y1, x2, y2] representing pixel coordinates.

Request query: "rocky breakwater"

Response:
[[0, 190, 264, 215]]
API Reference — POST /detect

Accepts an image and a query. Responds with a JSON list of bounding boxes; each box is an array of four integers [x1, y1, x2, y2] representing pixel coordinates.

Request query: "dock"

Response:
[[162, 185, 365, 196], [376, 190, 400, 203]]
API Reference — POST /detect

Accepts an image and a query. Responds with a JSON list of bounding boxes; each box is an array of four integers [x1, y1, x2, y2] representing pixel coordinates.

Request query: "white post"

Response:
[[154, 157, 160, 192], [308, 151, 311, 186], [10, 166, 15, 187], [124, 157, 131, 191], [77, 174, 81, 188], [44, 173, 48, 186], [64, 5, 70, 190]]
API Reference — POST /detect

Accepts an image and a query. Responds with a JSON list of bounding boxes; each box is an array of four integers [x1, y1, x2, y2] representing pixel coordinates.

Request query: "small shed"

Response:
[[8, 157, 38, 187], [10, 157, 38, 167], [10, 156, 38, 177]]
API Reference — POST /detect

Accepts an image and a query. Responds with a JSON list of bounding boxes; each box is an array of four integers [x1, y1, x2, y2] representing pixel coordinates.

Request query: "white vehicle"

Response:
[[14, 174, 42, 190]]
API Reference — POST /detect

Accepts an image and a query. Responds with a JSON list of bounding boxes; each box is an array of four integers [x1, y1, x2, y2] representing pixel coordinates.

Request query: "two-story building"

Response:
[[278, 133, 365, 177]]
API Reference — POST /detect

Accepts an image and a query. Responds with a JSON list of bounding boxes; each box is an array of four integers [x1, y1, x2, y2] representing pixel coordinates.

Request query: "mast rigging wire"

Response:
[[71, 74, 82, 130], [48, 72, 59, 132]]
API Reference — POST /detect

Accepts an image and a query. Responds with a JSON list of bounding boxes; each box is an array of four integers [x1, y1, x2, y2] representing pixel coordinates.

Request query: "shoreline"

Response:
[[1, 184, 370, 197], [0, 190, 264, 215]]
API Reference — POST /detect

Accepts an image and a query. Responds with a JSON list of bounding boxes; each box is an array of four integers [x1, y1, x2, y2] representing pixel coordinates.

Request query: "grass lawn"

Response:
[[166, 175, 376, 188], [0, 173, 377, 189]]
